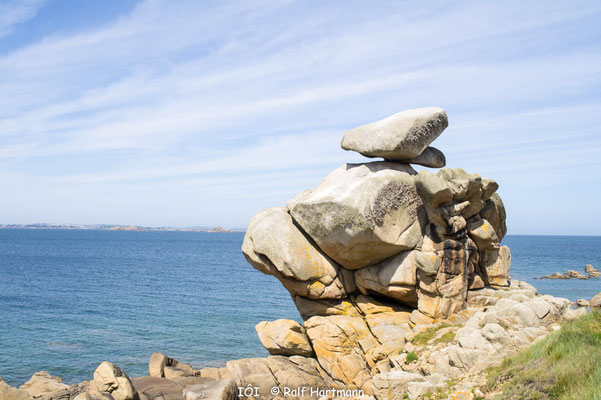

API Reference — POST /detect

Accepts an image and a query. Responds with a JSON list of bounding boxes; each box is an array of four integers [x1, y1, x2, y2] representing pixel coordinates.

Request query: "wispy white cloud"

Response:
[[0, 0, 46, 38], [0, 0, 600, 233]]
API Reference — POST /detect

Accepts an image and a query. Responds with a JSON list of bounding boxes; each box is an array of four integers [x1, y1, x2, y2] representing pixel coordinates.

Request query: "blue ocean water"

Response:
[[0, 229, 599, 387]]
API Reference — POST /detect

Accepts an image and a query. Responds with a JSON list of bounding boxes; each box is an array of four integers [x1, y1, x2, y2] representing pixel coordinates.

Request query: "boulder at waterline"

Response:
[[590, 292, 601, 308], [585, 264, 598, 273], [148, 352, 200, 380], [87, 362, 136, 400], [255, 319, 314, 357], [1, 377, 33, 400], [20, 371, 69, 398]]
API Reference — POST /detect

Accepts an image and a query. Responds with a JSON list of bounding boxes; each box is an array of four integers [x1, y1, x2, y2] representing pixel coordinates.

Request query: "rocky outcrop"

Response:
[[182, 379, 236, 400], [535, 265, 600, 280], [590, 292, 601, 308], [239, 107, 539, 395], [584, 264, 598, 273], [255, 319, 314, 357], [148, 353, 200, 380], [87, 362, 137, 400], [1, 377, 33, 400], [20, 372, 69, 398], [225, 356, 334, 398], [131, 377, 185, 400]]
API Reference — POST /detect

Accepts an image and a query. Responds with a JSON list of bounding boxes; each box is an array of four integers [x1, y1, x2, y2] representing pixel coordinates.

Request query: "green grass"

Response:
[[434, 330, 456, 344], [411, 323, 452, 346], [483, 310, 601, 400], [406, 351, 418, 363]]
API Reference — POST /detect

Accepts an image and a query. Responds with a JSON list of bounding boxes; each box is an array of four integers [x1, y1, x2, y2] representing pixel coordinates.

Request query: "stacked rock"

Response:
[[242, 107, 511, 393]]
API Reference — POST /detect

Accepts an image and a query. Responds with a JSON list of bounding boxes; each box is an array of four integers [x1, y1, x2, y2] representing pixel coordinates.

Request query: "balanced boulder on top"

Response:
[[341, 107, 448, 164]]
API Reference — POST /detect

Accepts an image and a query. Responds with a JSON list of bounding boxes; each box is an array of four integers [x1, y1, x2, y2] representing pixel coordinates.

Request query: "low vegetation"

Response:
[[406, 351, 418, 363], [411, 323, 453, 346], [483, 310, 601, 400], [434, 330, 456, 344]]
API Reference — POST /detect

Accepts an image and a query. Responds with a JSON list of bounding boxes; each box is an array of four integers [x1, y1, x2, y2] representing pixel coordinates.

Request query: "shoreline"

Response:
[[2, 279, 599, 400]]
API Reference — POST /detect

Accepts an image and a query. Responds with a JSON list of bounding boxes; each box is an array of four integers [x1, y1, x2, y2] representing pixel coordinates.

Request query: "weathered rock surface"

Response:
[[226, 356, 333, 399], [355, 250, 418, 306], [403, 146, 446, 168], [20, 371, 69, 399], [1, 377, 33, 400], [536, 266, 599, 280], [287, 162, 425, 269], [424, 281, 569, 380], [341, 107, 448, 160], [585, 264, 598, 273], [415, 233, 479, 318], [255, 319, 314, 357], [291, 296, 362, 320], [565, 270, 588, 279], [480, 193, 507, 241], [148, 353, 199, 379], [182, 379, 236, 400], [480, 245, 511, 287], [242, 207, 352, 298], [303, 315, 376, 393], [131, 377, 183, 400], [87, 362, 136, 400], [590, 292, 601, 308]]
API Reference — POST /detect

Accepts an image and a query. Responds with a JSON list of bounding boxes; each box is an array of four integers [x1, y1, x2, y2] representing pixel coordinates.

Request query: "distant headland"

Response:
[[0, 223, 241, 233]]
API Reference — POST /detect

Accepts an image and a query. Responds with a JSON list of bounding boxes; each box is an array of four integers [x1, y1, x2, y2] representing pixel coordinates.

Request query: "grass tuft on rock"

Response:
[[406, 351, 418, 363], [434, 330, 456, 344], [412, 323, 452, 346], [483, 310, 601, 400]]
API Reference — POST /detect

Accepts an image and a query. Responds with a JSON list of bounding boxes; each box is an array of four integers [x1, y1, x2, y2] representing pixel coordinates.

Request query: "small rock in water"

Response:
[[576, 299, 590, 307], [585, 264, 598, 273], [565, 270, 589, 279]]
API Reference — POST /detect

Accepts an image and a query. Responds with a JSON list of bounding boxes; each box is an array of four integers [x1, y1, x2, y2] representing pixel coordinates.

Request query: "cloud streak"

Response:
[[0, 0, 46, 38], [0, 0, 600, 234]]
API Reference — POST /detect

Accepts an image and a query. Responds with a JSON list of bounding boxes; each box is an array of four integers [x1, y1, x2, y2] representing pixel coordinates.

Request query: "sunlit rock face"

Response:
[[242, 107, 517, 392]]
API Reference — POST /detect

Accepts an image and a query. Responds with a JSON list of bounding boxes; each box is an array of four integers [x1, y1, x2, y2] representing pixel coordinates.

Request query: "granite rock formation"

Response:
[[244, 107, 512, 322], [239, 107, 577, 396]]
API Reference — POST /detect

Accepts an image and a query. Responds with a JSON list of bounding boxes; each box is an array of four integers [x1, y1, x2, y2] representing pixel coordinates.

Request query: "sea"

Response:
[[0, 229, 599, 386]]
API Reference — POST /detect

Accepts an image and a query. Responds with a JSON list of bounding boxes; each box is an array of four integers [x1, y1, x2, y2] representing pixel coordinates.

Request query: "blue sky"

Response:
[[0, 0, 600, 234]]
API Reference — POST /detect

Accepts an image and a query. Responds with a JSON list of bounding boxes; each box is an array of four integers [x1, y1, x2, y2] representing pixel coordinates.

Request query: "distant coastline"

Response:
[[0, 223, 243, 233]]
